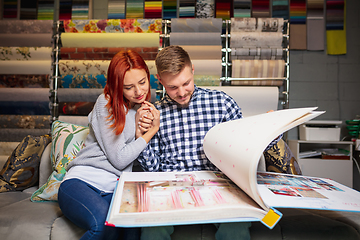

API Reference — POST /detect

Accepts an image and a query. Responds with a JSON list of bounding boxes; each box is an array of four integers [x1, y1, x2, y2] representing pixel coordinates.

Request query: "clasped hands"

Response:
[[135, 101, 160, 139]]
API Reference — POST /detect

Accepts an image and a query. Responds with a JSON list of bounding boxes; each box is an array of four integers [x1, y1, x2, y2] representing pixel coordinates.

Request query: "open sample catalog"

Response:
[[106, 107, 360, 229]]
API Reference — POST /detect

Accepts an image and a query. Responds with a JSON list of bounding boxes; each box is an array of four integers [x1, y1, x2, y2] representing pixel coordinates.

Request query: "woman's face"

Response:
[[123, 68, 150, 106]]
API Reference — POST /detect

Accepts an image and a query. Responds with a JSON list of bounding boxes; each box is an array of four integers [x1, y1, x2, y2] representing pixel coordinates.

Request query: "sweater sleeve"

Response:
[[90, 94, 147, 171]]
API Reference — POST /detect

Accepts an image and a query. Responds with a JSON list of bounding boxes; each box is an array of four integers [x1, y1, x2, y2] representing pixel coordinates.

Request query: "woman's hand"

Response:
[[135, 101, 160, 143]]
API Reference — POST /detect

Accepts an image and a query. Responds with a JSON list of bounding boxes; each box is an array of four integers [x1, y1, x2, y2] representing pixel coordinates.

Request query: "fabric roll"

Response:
[[0, 102, 50, 115], [0, 61, 52, 75], [215, 0, 233, 19], [60, 74, 106, 88], [230, 32, 283, 48], [179, 0, 196, 18], [231, 18, 284, 32], [231, 47, 283, 60], [72, 0, 89, 20], [57, 88, 103, 102], [59, 102, 95, 116], [233, 0, 251, 18], [163, 0, 177, 19], [252, 0, 271, 18], [0, 115, 50, 129], [0, 34, 53, 47], [2, 0, 18, 19], [62, 19, 162, 33], [179, 45, 222, 59], [144, 0, 163, 19], [195, 0, 215, 18], [289, 24, 307, 50], [192, 59, 222, 76], [0, 74, 50, 88], [272, 0, 289, 19], [230, 79, 283, 86], [37, 0, 55, 20], [0, 88, 50, 102], [0, 47, 52, 61], [58, 115, 89, 126], [0, 129, 51, 142], [59, 60, 109, 75], [126, 0, 144, 18], [0, 20, 53, 34], [61, 33, 160, 48], [231, 59, 285, 78], [170, 32, 221, 46], [108, 0, 126, 19], [194, 75, 221, 86], [171, 18, 222, 32]]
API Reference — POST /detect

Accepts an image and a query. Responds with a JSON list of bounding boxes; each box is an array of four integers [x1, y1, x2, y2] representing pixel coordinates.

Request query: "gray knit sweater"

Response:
[[66, 94, 147, 176]]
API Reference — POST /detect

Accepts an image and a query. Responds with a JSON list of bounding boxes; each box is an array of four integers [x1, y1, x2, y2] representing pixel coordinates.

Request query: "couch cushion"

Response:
[[0, 198, 63, 240], [0, 191, 32, 209], [31, 121, 89, 202], [51, 215, 86, 240], [0, 135, 51, 192]]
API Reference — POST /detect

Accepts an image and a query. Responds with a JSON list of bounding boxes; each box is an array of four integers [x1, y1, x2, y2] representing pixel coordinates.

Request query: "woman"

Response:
[[58, 50, 160, 240]]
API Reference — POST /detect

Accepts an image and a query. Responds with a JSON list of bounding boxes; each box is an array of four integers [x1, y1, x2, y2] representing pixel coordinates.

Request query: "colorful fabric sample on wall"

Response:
[[108, 0, 126, 19], [62, 19, 162, 33], [59, 0, 72, 20], [326, 0, 344, 30], [272, 0, 289, 19], [163, 0, 177, 19], [3, 0, 18, 19], [290, 0, 306, 24], [126, 0, 144, 18], [37, 0, 55, 20], [71, 0, 89, 20], [233, 0, 251, 18], [307, 0, 325, 50], [179, 0, 196, 18], [20, 0, 37, 20], [145, 0, 162, 18], [0, 74, 49, 88], [215, 0, 233, 19], [326, 0, 346, 55], [196, 0, 215, 18], [289, 0, 307, 49], [251, 0, 271, 18]]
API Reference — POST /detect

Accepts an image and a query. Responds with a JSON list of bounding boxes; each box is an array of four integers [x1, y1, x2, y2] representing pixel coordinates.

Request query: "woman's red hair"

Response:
[[104, 50, 151, 135]]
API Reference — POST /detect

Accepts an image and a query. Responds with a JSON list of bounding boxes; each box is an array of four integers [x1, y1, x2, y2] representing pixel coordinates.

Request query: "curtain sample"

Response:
[[272, 0, 289, 19], [108, 0, 126, 19], [126, 0, 144, 18], [71, 0, 89, 20], [37, 0, 55, 20], [144, 0, 162, 19], [179, 0, 196, 18], [3, 0, 18, 19], [307, 0, 325, 50], [326, 0, 346, 55], [251, 0, 271, 18], [163, 0, 177, 19], [215, 0, 233, 19], [233, 0, 251, 18], [230, 32, 283, 48], [196, 0, 215, 18]]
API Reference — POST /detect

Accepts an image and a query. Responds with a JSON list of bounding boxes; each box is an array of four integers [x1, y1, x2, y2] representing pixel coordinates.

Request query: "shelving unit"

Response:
[[288, 140, 354, 188]]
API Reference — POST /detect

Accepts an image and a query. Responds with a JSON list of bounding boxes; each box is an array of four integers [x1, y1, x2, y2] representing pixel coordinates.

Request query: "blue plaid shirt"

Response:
[[138, 86, 278, 172]]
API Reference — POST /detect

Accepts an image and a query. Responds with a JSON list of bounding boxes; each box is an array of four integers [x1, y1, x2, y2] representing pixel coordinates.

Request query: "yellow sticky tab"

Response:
[[261, 208, 282, 229]]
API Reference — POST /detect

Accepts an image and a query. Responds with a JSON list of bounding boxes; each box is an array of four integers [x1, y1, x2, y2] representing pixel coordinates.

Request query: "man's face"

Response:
[[158, 65, 195, 107]]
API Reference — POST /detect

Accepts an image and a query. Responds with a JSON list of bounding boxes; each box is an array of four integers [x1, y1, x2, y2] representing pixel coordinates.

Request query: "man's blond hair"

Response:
[[155, 45, 192, 77]]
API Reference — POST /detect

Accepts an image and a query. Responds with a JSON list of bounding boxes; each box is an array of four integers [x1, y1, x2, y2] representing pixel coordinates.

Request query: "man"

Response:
[[138, 45, 279, 240]]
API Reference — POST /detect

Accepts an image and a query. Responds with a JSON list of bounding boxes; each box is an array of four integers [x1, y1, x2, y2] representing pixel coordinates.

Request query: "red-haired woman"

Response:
[[58, 50, 160, 240]]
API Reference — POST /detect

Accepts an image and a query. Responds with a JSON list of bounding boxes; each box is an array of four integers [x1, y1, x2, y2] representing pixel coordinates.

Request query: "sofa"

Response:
[[1, 86, 360, 240]]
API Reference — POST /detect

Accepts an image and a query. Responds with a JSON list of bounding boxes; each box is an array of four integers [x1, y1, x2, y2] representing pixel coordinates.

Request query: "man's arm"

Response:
[[137, 133, 162, 172]]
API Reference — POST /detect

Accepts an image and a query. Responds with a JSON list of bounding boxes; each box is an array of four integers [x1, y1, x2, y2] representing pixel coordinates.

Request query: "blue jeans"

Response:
[[58, 178, 140, 240]]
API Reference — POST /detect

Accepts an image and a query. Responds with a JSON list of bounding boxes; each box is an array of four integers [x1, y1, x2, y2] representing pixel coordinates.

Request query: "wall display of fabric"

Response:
[[272, 0, 289, 19], [179, 45, 222, 59], [59, 0, 72, 20], [144, 0, 162, 18], [37, 0, 55, 20], [233, 0, 251, 18], [108, 0, 126, 19], [0, 60, 52, 75], [163, 0, 177, 19], [2, 0, 18, 19], [195, 0, 215, 18], [61, 33, 160, 48], [57, 88, 103, 102], [231, 59, 285, 78], [179, 0, 196, 18], [59, 102, 95, 116], [0, 88, 50, 102], [171, 18, 222, 32], [60, 46, 159, 61], [231, 18, 284, 33], [0, 34, 53, 47], [20, 0, 37, 20], [71, 0, 89, 20], [0, 47, 52, 61], [307, 0, 325, 50], [251, 0, 271, 18], [62, 19, 162, 33], [289, 0, 307, 50], [231, 47, 284, 60], [0, 115, 50, 129], [0, 74, 49, 88], [170, 32, 221, 46], [230, 32, 283, 48], [326, 0, 346, 55], [126, 0, 144, 18], [194, 75, 220, 86], [0, 20, 53, 34], [215, 0, 233, 19], [0, 102, 50, 115], [192, 59, 222, 76]]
